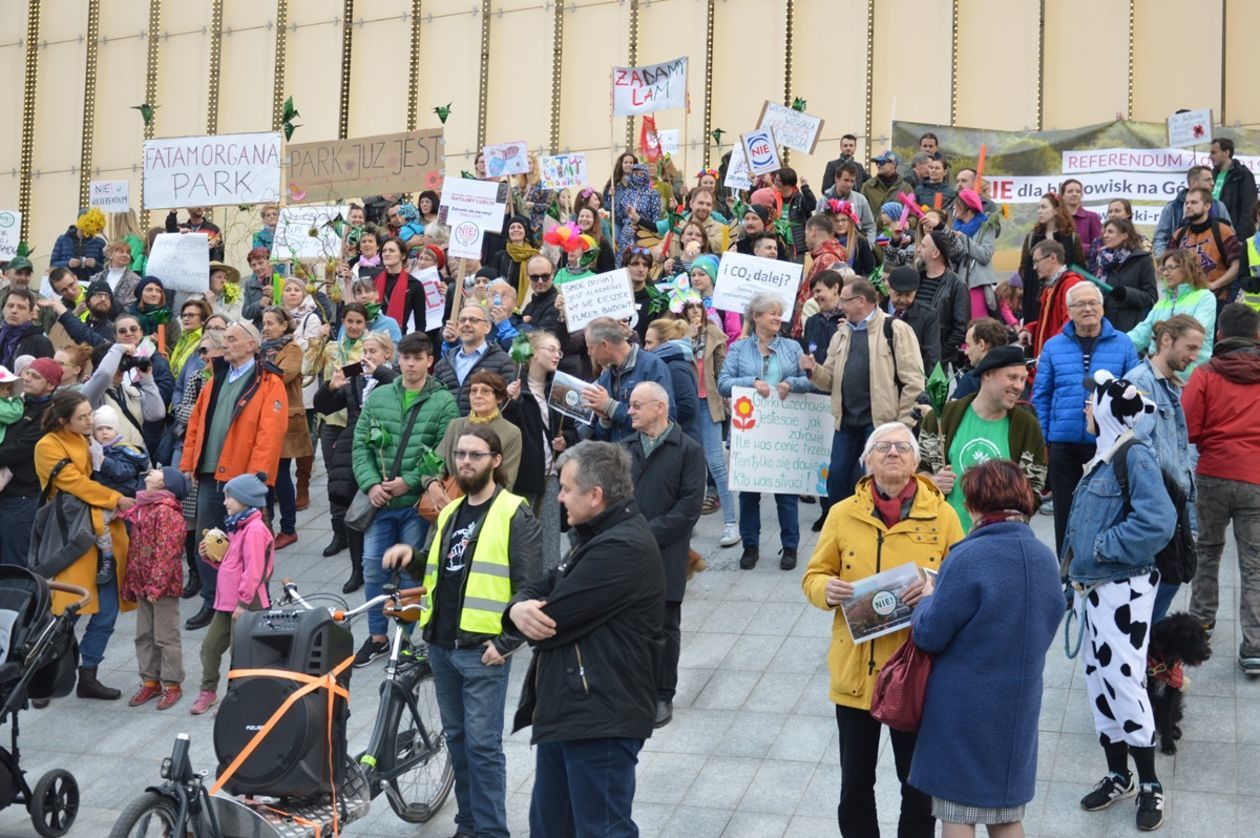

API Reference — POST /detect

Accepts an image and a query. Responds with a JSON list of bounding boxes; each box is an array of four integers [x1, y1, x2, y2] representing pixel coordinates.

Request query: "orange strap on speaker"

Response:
[[209, 655, 355, 835]]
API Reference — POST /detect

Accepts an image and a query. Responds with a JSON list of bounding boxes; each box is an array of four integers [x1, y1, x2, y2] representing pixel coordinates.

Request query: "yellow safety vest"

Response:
[[419, 489, 525, 637], [1245, 235, 1260, 312]]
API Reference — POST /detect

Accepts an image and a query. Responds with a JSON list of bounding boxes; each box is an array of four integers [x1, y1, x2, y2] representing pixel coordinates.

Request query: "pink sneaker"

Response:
[[190, 690, 217, 715]]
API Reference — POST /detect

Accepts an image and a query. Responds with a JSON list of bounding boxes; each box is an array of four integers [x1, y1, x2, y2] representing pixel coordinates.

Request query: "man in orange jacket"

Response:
[[180, 321, 287, 630]]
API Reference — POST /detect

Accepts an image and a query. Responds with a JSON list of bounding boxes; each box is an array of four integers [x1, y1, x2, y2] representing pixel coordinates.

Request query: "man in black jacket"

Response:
[[821, 134, 869, 192], [520, 255, 563, 335], [0, 290, 53, 369], [1210, 138, 1257, 241], [45, 277, 116, 346], [887, 267, 942, 374], [621, 382, 706, 728], [505, 441, 664, 838], [433, 303, 517, 415], [919, 230, 971, 367]]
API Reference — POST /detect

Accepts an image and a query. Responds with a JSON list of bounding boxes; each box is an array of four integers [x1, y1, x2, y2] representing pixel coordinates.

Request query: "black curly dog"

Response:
[[1146, 613, 1212, 755]]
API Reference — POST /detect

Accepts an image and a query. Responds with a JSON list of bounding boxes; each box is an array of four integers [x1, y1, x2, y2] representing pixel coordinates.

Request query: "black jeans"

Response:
[[1048, 442, 1095, 557], [658, 601, 682, 701], [319, 422, 347, 524], [835, 704, 932, 838]]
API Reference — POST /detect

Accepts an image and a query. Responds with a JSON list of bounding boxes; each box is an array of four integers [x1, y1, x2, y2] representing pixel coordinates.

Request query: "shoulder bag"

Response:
[[869, 630, 933, 732], [345, 397, 426, 532], [29, 458, 98, 579]]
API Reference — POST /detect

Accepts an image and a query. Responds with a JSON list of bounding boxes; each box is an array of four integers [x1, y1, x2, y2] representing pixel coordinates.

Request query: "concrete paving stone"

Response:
[[1237, 688, 1260, 744], [736, 759, 817, 815], [763, 571, 811, 604], [767, 636, 829, 674], [792, 671, 835, 718], [1033, 779, 1132, 837], [1038, 686, 1068, 731], [719, 810, 790, 838], [681, 631, 740, 669], [794, 760, 839, 815], [682, 755, 762, 811], [1059, 689, 1103, 735], [1177, 694, 1237, 743], [740, 601, 809, 636], [788, 605, 834, 638], [693, 669, 764, 711], [659, 805, 732, 838], [1170, 739, 1237, 793], [1163, 789, 1239, 838], [643, 707, 736, 755], [634, 751, 709, 805], [712, 710, 787, 759], [766, 714, 836, 764], [680, 597, 721, 632], [745, 669, 812, 711], [699, 599, 759, 634], [1050, 731, 1109, 783], [718, 633, 787, 672], [783, 814, 835, 837], [673, 666, 717, 708]]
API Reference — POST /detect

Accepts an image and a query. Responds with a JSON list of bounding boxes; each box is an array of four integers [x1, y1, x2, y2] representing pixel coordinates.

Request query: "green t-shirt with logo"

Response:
[[946, 405, 1010, 527]]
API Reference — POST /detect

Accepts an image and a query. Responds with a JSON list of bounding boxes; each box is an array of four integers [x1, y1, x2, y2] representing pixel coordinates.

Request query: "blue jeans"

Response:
[[698, 409, 736, 525], [826, 423, 874, 511], [267, 458, 296, 535], [362, 506, 427, 637], [1152, 582, 1179, 624], [428, 645, 512, 838], [78, 577, 119, 667], [0, 494, 37, 567], [529, 738, 643, 838], [194, 476, 227, 608], [738, 492, 799, 551]]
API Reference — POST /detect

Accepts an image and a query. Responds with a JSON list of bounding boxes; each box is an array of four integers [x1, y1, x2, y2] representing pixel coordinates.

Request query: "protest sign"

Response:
[[1167, 108, 1213, 148], [741, 129, 782, 177], [144, 132, 282, 208], [757, 101, 825, 154], [146, 233, 210, 293], [841, 563, 924, 643], [727, 387, 835, 496], [612, 57, 688, 116], [559, 268, 635, 330], [0, 211, 20, 260], [407, 266, 446, 333], [273, 205, 351, 261], [658, 129, 680, 156], [285, 129, 444, 205], [482, 141, 530, 178], [441, 177, 507, 260], [89, 180, 130, 213], [539, 153, 587, 189], [548, 371, 596, 425], [724, 142, 753, 191], [711, 252, 802, 318]]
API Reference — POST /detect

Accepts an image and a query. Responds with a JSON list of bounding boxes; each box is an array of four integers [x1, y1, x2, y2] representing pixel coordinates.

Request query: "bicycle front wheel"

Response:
[[108, 791, 179, 838], [385, 668, 454, 824]]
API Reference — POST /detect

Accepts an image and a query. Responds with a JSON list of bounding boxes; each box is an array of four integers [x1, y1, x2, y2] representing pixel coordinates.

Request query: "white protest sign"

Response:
[[612, 57, 688, 116], [559, 268, 636, 330], [711, 251, 802, 318], [724, 143, 753, 191], [727, 387, 835, 496], [0, 211, 20, 261], [143, 132, 282, 209], [441, 177, 507, 260], [658, 129, 680, 156], [741, 128, 782, 177], [410, 266, 446, 333], [757, 101, 826, 154], [89, 180, 130, 213], [146, 233, 210, 293], [272, 205, 351, 261], [539, 153, 588, 190], [1167, 109, 1213, 148], [482, 141, 530, 178]]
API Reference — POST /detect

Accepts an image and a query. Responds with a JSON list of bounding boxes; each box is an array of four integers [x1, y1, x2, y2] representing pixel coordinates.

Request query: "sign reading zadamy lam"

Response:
[[144, 132, 282, 209], [285, 129, 444, 205]]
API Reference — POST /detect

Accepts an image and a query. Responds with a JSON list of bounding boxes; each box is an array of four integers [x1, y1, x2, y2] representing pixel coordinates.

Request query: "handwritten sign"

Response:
[[0, 211, 20, 261], [1167, 108, 1213, 148], [724, 143, 753, 191], [146, 233, 210, 293], [727, 388, 835, 496], [144, 132, 282, 209], [482, 141, 529, 178], [272, 205, 351, 261], [441, 177, 506, 260], [285, 128, 444, 205], [409, 266, 446, 333], [741, 128, 782, 177], [539, 153, 588, 190], [757, 101, 826, 154], [612, 57, 688, 116], [559, 268, 635, 330], [89, 180, 130, 213], [711, 251, 802, 317], [657, 129, 680, 156]]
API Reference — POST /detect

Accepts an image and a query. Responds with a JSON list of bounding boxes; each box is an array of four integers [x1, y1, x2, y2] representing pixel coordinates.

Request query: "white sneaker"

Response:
[[719, 523, 741, 547]]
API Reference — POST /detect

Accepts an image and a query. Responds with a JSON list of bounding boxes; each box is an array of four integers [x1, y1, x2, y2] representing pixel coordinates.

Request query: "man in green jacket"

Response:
[[917, 345, 1047, 528], [352, 331, 459, 666]]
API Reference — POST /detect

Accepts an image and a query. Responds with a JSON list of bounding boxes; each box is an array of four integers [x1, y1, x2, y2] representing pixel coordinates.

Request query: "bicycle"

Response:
[[109, 577, 454, 837]]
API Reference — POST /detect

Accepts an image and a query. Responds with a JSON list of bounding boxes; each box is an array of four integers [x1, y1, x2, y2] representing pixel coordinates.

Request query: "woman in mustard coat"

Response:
[[35, 390, 136, 700]]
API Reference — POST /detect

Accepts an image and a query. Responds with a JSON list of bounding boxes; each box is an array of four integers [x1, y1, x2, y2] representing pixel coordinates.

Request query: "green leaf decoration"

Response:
[[791, 97, 807, 112], [509, 333, 534, 365], [433, 102, 453, 124], [926, 363, 950, 417], [131, 103, 158, 125]]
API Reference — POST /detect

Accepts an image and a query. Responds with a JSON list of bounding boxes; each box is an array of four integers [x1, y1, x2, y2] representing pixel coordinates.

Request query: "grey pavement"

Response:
[[1, 464, 1254, 837]]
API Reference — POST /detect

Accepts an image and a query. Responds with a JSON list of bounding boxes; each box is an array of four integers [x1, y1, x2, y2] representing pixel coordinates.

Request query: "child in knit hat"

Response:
[[119, 467, 190, 711], [86, 405, 150, 585], [191, 472, 275, 716], [0, 365, 25, 491]]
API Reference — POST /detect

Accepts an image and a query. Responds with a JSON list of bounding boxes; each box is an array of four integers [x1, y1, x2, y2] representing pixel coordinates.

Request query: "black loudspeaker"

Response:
[[213, 607, 355, 798]]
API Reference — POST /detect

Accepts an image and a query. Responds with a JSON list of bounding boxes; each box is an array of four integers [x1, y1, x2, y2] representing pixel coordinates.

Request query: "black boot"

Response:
[[323, 518, 348, 557], [76, 666, 121, 700], [343, 530, 364, 594], [739, 546, 759, 570], [182, 532, 200, 600], [184, 605, 214, 631]]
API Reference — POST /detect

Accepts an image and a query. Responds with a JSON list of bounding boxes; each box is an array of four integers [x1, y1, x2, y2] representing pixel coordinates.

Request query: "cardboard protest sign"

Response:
[[757, 101, 825, 154], [711, 252, 802, 318], [272, 205, 351, 261], [285, 129, 444, 205], [409, 266, 446, 333], [441, 177, 506, 260], [741, 128, 782, 177], [657, 129, 680, 156], [144, 132, 282, 208], [727, 387, 835, 496], [482, 141, 529, 178], [612, 57, 688, 116], [0, 211, 20, 260], [559, 268, 635, 330], [539, 153, 587, 190], [146, 233, 210, 293], [724, 142, 753, 191], [1167, 108, 1213, 148], [89, 180, 130, 213]]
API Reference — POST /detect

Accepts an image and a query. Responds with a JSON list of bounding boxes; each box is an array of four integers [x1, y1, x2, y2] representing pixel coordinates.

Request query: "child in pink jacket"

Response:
[[191, 472, 275, 716]]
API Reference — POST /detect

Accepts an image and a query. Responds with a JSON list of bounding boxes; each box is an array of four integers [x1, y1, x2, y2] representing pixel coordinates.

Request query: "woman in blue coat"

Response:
[[909, 459, 1063, 836]]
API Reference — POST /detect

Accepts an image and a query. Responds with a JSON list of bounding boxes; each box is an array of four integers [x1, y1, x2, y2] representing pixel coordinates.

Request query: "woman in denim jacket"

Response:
[[1062, 370, 1176, 831]]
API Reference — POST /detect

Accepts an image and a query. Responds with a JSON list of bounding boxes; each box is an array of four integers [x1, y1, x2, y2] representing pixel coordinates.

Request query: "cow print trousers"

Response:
[[1077, 570, 1160, 748]]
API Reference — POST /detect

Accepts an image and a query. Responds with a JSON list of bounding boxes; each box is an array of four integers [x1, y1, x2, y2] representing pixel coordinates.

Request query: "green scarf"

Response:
[[169, 326, 202, 376], [131, 301, 171, 337]]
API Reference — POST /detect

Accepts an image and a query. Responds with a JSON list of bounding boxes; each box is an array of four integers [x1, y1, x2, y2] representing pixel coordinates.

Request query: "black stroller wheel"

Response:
[[30, 769, 78, 838]]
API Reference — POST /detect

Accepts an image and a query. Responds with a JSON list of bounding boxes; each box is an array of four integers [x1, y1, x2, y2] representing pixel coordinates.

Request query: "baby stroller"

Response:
[[0, 566, 90, 837]]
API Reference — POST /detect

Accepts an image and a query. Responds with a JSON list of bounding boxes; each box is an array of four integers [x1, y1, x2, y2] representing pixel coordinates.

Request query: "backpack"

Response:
[[1112, 437, 1197, 584]]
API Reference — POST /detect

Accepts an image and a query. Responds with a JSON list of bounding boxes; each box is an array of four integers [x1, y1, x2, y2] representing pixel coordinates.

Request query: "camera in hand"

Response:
[[341, 361, 363, 377], [120, 355, 152, 373]]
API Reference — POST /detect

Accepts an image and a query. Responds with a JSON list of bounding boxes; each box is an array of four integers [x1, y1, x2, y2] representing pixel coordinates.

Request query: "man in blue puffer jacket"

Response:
[[1031, 282, 1139, 554]]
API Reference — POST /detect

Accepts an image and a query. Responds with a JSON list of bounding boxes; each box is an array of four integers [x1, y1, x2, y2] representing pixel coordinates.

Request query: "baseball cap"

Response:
[[872, 150, 898, 164]]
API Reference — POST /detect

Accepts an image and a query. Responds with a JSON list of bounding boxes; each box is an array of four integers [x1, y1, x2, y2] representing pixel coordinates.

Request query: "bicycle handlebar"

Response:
[[48, 581, 91, 610], [276, 579, 429, 623]]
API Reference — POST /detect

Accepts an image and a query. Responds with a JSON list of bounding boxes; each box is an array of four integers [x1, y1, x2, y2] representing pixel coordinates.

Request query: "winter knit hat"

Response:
[[224, 471, 269, 509], [134, 275, 167, 305], [743, 204, 770, 225], [159, 466, 189, 500], [880, 201, 903, 221], [927, 229, 953, 258], [86, 278, 114, 300], [422, 244, 446, 271], [25, 357, 63, 389], [92, 404, 120, 431], [691, 254, 720, 282]]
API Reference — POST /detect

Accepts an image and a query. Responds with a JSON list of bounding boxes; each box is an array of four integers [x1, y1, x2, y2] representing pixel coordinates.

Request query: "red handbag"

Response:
[[869, 632, 932, 732]]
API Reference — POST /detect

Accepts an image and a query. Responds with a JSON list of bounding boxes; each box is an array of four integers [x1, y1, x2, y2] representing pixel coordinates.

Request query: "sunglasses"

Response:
[[529, 273, 552, 282]]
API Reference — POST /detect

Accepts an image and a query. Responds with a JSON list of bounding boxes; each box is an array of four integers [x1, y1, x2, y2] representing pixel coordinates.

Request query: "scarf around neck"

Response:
[[1095, 246, 1131, 281], [953, 213, 986, 239], [260, 333, 293, 364], [469, 408, 501, 425]]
